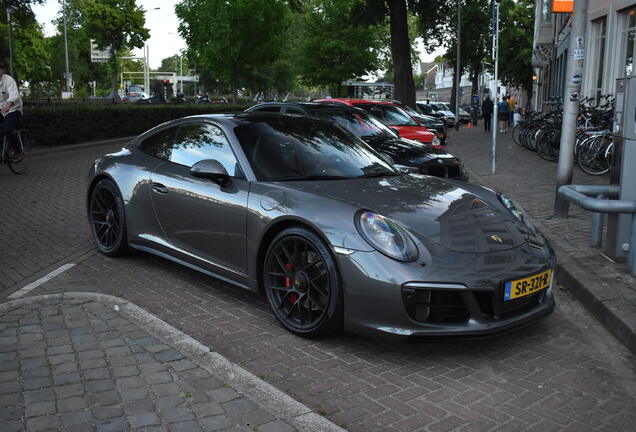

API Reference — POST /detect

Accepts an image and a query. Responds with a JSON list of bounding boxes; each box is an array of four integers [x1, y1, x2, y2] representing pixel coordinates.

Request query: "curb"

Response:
[[32, 136, 135, 157], [464, 166, 636, 355], [0, 292, 346, 432]]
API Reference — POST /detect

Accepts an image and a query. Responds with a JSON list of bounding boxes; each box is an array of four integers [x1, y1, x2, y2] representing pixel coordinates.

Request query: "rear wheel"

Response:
[[89, 179, 128, 256], [263, 227, 343, 338], [8, 131, 32, 175]]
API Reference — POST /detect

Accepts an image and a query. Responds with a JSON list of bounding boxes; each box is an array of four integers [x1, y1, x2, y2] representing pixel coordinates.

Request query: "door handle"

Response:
[[151, 183, 168, 194]]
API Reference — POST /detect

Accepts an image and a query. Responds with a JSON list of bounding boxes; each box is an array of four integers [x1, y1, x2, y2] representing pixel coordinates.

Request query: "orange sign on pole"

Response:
[[552, 0, 574, 13]]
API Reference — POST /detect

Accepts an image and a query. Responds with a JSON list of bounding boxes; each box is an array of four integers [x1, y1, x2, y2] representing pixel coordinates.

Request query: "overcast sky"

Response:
[[32, 0, 442, 73]]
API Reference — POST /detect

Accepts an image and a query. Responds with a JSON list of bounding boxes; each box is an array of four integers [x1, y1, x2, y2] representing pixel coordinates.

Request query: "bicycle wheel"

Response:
[[536, 128, 560, 162], [8, 131, 32, 175], [577, 135, 611, 175], [512, 124, 523, 147]]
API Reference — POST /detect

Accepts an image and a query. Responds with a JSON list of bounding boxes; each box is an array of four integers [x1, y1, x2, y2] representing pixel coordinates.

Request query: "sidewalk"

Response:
[[447, 125, 636, 355], [0, 292, 344, 432]]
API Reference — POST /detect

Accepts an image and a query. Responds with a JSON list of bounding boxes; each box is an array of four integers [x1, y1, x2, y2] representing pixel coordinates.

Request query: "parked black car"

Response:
[[245, 102, 467, 180]]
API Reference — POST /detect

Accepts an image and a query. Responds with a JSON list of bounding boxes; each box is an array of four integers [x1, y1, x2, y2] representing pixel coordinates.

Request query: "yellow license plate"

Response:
[[504, 269, 553, 301]]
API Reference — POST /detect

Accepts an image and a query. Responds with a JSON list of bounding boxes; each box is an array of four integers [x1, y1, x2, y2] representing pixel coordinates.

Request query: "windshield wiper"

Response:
[[266, 174, 351, 181], [358, 171, 400, 179]]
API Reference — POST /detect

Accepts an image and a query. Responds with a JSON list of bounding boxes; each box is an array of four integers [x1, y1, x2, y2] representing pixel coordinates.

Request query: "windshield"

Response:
[[353, 103, 418, 126], [314, 110, 397, 139], [438, 103, 451, 111], [234, 119, 397, 181]]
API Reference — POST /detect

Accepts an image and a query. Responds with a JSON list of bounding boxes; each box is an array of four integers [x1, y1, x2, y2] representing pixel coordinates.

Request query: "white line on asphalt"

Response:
[[8, 263, 76, 299]]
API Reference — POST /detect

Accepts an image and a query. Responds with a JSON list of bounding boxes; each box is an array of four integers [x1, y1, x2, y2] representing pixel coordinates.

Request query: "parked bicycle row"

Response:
[[511, 96, 615, 176]]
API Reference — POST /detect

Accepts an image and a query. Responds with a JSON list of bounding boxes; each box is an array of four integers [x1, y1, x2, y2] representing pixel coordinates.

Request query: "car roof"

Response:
[[316, 98, 402, 105]]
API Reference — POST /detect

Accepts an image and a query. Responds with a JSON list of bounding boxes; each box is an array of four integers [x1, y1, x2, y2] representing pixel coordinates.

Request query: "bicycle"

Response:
[[1, 127, 32, 174]]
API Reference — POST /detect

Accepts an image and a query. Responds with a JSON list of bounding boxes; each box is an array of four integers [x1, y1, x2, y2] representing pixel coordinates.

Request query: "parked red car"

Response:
[[315, 98, 441, 147]]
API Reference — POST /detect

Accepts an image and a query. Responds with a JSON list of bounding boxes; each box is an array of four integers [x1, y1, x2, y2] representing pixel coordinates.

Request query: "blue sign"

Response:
[[473, 95, 480, 105]]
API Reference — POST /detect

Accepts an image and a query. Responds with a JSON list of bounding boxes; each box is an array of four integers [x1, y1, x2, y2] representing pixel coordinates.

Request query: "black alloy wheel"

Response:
[[263, 227, 343, 338], [89, 179, 128, 256]]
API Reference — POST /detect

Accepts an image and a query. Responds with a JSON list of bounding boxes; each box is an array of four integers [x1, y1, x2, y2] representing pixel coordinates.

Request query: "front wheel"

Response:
[[263, 227, 343, 338], [8, 132, 32, 175], [89, 179, 128, 256]]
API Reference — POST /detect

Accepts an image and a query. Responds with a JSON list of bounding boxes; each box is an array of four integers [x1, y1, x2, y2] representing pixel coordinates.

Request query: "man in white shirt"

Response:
[[0, 62, 24, 160]]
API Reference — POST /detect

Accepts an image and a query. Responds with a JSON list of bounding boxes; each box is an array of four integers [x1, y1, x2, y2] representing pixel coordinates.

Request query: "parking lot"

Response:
[[1, 133, 636, 432]]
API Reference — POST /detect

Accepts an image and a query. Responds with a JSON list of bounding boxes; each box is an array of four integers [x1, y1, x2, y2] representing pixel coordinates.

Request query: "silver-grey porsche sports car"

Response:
[[88, 113, 555, 339]]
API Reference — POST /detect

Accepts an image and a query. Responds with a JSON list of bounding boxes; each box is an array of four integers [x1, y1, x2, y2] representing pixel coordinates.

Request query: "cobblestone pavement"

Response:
[[1, 140, 636, 431], [0, 293, 337, 432]]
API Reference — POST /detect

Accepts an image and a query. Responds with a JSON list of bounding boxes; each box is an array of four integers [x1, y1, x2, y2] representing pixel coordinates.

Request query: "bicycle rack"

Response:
[[557, 184, 636, 275]]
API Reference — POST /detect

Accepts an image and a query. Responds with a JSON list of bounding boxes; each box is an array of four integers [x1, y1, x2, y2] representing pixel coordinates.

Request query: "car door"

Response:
[[149, 121, 249, 274]]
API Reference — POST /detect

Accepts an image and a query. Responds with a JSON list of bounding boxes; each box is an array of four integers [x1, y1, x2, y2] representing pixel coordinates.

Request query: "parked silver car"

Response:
[[87, 113, 555, 339]]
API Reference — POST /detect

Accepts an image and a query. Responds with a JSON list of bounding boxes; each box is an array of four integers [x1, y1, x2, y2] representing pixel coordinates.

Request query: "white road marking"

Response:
[[8, 263, 76, 299]]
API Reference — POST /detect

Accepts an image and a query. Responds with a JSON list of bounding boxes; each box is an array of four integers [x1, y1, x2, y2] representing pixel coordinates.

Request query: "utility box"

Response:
[[607, 77, 636, 259]]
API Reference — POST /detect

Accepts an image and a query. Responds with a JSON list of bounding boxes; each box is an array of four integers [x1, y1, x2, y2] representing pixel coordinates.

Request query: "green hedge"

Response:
[[23, 104, 251, 147]]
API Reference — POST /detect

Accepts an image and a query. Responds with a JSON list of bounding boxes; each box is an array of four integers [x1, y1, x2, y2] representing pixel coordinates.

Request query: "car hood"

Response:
[[283, 175, 530, 254]]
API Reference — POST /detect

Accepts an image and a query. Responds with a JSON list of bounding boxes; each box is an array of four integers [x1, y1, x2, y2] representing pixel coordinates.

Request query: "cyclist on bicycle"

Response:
[[0, 62, 24, 161]]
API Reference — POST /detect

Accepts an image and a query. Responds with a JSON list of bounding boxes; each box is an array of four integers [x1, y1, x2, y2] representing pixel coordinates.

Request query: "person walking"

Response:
[[481, 95, 494, 132], [497, 96, 510, 133], [0, 62, 24, 160], [507, 95, 515, 127]]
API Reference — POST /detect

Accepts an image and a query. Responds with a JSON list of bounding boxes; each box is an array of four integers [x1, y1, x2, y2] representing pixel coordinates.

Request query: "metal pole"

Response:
[[180, 56, 183, 94], [455, 1, 461, 131], [62, 0, 72, 92], [6, 8, 14, 77], [555, 0, 589, 217], [491, 0, 500, 174], [144, 45, 149, 95]]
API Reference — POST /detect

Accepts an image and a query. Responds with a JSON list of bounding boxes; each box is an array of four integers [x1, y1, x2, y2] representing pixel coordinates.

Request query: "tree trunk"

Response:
[[231, 62, 238, 104], [388, 0, 415, 108], [450, 66, 457, 112], [471, 69, 479, 99]]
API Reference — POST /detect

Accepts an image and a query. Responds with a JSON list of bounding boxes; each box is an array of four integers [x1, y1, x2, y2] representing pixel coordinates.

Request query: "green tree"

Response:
[[176, 0, 291, 103], [298, 0, 383, 96], [0, 0, 49, 84], [65, 0, 149, 95], [441, 0, 490, 111], [498, 0, 534, 101]]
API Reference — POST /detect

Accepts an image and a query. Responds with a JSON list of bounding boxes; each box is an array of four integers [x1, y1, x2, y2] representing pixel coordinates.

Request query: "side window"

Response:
[[169, 123, 243, 178], [253, 106, 281, 113], [285, 108, 305, 116], [137, 127, 178, 160]]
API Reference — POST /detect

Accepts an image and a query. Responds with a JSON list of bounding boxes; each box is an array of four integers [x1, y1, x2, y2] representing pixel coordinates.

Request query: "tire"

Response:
[[536, 128, 560, 162], [263, 227, 343, 338], [577, 136, 611, 176], [512, 124, 523, 147], [89, 178, 128, 256], [8, 132, 32, 175]]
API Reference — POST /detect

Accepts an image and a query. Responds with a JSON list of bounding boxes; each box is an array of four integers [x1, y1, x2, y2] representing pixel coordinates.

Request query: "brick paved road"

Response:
[[1, 140, 636, 431], [0, 294, 301, 432]]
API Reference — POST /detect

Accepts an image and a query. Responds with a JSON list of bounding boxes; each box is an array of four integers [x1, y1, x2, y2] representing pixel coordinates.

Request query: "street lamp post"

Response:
[[62, 0, 72, 92], [455, 1, 461, 131], [6, 5, 17, 77]]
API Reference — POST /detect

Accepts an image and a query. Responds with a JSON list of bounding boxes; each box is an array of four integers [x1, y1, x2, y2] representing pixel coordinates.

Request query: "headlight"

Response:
[[498, 193, 532, 226], [431, 136, 440, 146], [356, 211, 419, 261]]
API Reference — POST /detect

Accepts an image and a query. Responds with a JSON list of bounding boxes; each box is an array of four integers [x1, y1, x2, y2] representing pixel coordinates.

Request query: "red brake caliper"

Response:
[[285, 263, 298, 304]]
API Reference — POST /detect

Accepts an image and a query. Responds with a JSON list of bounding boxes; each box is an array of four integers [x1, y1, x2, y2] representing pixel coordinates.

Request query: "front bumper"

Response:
[[336, 244, 556, 340]]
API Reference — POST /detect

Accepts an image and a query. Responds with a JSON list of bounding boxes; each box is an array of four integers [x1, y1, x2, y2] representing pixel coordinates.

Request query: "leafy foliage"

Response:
[[298, 0, 384, 93], [498, 0, 535, 95], [175, 0, 291, 102]]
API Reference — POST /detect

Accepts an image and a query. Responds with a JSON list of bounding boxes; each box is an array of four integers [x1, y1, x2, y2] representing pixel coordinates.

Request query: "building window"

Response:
[[591, 17, 607, 100], [542, 0, 552, 23], [621, 9, 636, 77]]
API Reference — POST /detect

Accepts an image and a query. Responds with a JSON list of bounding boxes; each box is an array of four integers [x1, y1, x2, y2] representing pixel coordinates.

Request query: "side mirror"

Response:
[[190, 159, 231, 187], [389, 127, 401, 137]]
